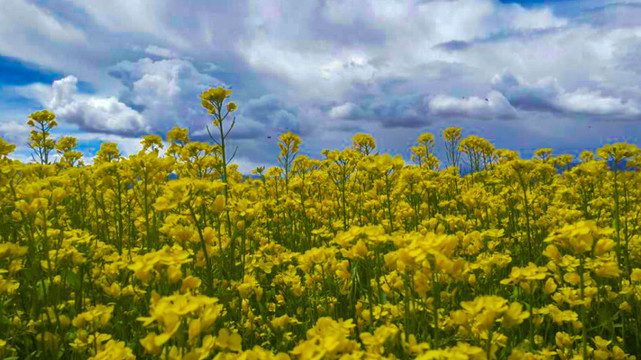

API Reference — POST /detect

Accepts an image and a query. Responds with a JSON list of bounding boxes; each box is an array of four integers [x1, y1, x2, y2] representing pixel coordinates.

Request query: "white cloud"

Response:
[[13, 57, 226, 135], [328, 102, 367, 119], [504, 4, 568, 31], [14, 83, 53, 106], [14, 76, 148, 134], [49, 76, 77, 109], [145, 45, 178, 58], [0, 0, 86, 44], [62, 0, 186, 48], [48, 76, 148, 133], [0, 121, 30, 145], [0, 0, 87, 73], [60, 96, 148, 133], [558, 88, 641, 116], [428, 90, 518, 119]]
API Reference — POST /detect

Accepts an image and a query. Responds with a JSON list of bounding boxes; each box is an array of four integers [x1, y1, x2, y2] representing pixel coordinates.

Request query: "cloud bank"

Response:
[[2, 0, 641, 170]]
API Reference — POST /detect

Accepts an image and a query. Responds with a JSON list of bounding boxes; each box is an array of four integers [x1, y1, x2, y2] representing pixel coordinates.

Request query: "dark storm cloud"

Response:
[[240, 94, 303, 134], [434, 40, 473, 51], [491, 71, 561, 112], [491, 70, 641, 120], [326, 93, 431, 129]]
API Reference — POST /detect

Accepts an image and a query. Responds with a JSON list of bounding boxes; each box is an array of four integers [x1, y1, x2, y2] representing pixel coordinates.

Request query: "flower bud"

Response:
[[213, 195, 225, 214]]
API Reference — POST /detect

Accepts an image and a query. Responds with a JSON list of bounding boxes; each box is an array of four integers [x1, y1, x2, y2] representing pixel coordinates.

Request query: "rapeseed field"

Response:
[[0, 86, 640, 359]]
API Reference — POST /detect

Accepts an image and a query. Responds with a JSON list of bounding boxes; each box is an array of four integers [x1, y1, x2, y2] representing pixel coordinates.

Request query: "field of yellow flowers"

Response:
[[1, 86, 641, 359]]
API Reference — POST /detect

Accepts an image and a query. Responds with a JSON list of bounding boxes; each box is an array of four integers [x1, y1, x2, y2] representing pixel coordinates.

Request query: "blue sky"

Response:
[[499, 0, 576, 5], [0, 0, 640, 171]]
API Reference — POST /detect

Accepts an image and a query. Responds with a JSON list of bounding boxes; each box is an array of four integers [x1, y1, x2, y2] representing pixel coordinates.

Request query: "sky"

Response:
[[1, 0, 640, 172]]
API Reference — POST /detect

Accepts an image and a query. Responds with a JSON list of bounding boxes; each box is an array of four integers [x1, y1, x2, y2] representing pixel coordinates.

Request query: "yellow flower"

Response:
[[0, 243, 27, 260], [215, 329, 242, 352], [167, 127, 190, 144], [201, 87, 233, 105], [188, 319, 201, 342], [278, 131, 302, 158], [341, 240, 368, 260], [88, 340, 135, 360], [594, 238, 615, 256], [213, 194, 225, 214], [167, 265, 183, 283], [619, 301, 632, 313], [404, 334, 430, 355], [291, 318, 358, 359], [351, 133, 376, 155], [500, 263, 547, 286], [181, 276, 202, 292], [72, 305, 114, 330], [0, 136, 16, 157], [591, 258, 620, 279], [140, 333, 168, 354], [502, 302, 529, 329], [555, 331, 573, 349], [563, 272, 580, 286], [544, 278, 557, 295], [360, 324, 399, 354]]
